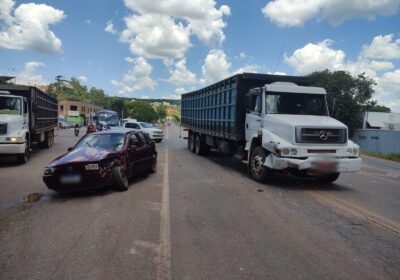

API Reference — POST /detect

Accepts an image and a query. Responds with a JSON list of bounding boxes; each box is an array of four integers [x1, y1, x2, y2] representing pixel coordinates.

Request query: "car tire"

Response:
[[150, 155, 157, 173], [111, 166, 128, 191], [316, 173, 340, 184], [249, 147, 272, 183]]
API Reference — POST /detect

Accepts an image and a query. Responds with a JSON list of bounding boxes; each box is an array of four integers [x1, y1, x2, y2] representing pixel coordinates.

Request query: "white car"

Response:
[[124, 121, 164, 142]]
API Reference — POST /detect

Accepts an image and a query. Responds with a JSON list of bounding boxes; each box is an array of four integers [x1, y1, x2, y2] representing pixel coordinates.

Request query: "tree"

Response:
[[308, 70, 376, 136], [126, 100, 158, 122], [156, 104, 167, 120], [363, 100, 391, 113], [110, 98, 127, 118]]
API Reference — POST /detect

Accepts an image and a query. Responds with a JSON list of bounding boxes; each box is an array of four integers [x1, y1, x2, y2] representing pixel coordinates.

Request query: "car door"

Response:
[[136, 131, 154, 169], [126, 133, 146, 176]]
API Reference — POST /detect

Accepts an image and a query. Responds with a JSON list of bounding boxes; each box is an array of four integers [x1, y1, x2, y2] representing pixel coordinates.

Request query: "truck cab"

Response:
[[0, 91, 30, 162], [245, 82, 361, 183]]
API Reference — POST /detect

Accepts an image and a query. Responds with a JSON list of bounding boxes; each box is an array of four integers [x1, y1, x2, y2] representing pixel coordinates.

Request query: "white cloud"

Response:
[[105, 20, 117, 34], [120, 0, 230, 60], [111, 57, 156, 96], [167, 59, 197, 86], [121, 14, 191, 60], [175, 87, 186, 94], [85, 19, 92, 24], [201, 49, 231, 84], [284, 36, 400, 112], [362, 34, 400, 60], [0, 0, 65, 53], [78, 76, 87, 83], [141, 95, 150, 99], [262, 0, 400, 27], [14, 61, 46, 86], [162, 94, 181, 100], [284, 39, 346, 75]]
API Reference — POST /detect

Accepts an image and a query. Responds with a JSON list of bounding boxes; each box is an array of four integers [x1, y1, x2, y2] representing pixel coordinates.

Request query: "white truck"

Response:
[[181, 73, 361, 183], [0, 85, 58, 163]]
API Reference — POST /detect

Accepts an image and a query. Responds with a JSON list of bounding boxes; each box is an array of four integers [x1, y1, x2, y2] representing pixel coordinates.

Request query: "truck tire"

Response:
[[194, 135, 204, 155], [17, 142, 30, 164], [189, 134, 196, 153], [111, 167, 128, 191], [316, 173, 340, 184], [40, 131, 54, 148], [249, 147, 271, 183]]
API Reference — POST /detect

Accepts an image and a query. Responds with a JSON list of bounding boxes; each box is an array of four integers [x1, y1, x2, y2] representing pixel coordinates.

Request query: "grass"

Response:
[[362, 151, 400, 163]]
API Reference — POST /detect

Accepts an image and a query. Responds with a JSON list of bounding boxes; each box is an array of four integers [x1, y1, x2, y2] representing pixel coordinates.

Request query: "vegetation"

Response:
[[308, 70, 382, 136], [125, 100, 158, 122], [362, 151, 400, 163]]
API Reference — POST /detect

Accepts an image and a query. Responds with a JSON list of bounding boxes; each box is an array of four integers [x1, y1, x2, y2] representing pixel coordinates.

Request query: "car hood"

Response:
[[49, 147, 117, 166]]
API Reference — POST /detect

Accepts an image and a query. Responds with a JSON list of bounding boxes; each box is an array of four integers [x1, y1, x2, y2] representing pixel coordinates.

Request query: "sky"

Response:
[[0, 0, 400, 111]]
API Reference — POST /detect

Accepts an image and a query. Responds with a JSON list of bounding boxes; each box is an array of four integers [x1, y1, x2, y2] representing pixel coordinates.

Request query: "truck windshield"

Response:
[[265, 92, 328, 116], [0, 97, 22, 115]]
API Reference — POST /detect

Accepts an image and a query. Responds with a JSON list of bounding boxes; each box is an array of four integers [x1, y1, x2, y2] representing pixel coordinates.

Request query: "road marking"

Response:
[[157, 127, 171, 280], [309, 192, 400, 235]]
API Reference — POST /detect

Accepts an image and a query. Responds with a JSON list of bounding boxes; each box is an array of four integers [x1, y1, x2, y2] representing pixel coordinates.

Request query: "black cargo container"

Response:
[[181, 73, 309, 141], [0, 84, 58, 138]]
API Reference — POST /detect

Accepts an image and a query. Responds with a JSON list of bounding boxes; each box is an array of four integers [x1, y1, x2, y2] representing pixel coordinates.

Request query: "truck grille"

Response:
[[296, 127, 347, 144], [0, 123, 7, 135]]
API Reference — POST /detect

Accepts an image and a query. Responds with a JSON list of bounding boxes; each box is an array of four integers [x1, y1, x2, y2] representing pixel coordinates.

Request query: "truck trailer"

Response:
[[181, 73, 361, 183], [0, 85, 58, 163]]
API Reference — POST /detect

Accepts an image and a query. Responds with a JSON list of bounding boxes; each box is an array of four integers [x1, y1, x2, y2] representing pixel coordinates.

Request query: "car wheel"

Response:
[[111, 166, 128, 191], [150, 155, 157, 173], [316, 173, 340, 184], [249, 147, 272, 183]]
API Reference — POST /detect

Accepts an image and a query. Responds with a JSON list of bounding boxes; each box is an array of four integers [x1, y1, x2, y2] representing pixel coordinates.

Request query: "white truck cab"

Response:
[[0, 92, 29, 160], [245, 82, 361, 183]]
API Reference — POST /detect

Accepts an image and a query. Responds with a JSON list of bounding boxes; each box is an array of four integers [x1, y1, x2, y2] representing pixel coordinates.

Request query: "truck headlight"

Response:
[[281, 148, 290, 155], [10, 136, 23, 143], [352, 148, 358, 155], [86, 164, 99, 170], [290, 149, 297, 155], [44, 167, 55, 176], [347, 148, 353, 155]]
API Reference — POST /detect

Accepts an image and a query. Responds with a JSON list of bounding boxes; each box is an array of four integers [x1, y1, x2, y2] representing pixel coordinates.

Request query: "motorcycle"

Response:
[[86, 124, 96, 134], [74, 125, 80, 136]]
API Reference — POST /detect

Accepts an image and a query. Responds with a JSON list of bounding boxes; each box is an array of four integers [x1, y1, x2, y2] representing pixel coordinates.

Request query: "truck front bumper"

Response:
[[0, 143, 26, 155], [264, 154, 361, 173]]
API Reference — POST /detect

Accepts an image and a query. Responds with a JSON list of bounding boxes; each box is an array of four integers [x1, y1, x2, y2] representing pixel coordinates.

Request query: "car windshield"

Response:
[[0, 97, 22, 115], [265, 92, 328, 116], [139, 122, 154, 128], [75, 133, 125, 151]]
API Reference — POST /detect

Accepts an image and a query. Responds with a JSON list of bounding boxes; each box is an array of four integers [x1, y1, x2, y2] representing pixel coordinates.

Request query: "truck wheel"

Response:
[[111, 167, 128, 191], [249, 147, 271, 183], [316, 173, 340, 184], [41, 131, 53, 148], [17, 143, 30, 164], [194, 135, 204, 155], [189, 134, 196, 153]]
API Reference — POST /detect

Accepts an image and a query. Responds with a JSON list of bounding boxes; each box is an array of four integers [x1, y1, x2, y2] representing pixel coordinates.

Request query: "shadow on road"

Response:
[[201, 151, 353, 193]]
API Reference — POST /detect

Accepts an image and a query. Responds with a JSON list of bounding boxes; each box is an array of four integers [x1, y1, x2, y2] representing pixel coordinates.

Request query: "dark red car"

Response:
[[43, 130, 157, 193]]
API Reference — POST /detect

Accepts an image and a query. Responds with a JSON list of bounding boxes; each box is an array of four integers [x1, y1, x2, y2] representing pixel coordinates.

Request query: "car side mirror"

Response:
[[67, 147, 73, 152]]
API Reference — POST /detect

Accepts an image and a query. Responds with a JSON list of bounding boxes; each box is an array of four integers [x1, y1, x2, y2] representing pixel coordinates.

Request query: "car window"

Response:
[[136, 132, 148, 145], [129, 133, 142, 147], [125, 122, 140, 129], [139, 122, 154, 128]]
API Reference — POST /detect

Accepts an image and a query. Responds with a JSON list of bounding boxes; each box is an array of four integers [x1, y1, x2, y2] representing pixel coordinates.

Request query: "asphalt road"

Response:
[[0, 125, 399, 280]]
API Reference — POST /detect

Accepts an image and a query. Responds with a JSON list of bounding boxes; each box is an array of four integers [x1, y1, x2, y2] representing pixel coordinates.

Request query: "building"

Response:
[[59, 100, 102, 125], [353, 112, 400, 153]]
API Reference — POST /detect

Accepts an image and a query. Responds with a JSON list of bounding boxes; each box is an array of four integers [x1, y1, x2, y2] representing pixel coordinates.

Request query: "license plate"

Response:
[[313, 161, 337, 170], [60, 174, 81, 184]]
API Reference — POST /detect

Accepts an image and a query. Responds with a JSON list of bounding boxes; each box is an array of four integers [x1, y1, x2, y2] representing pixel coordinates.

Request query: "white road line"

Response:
[[157, 127, 171, 280]]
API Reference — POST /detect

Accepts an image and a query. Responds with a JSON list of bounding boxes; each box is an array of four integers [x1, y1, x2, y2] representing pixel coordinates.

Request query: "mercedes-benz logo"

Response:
[[319, 130, 328, 141]]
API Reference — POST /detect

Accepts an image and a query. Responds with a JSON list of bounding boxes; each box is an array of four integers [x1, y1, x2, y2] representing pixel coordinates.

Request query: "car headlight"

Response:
[[85, 164, 99, 170], [44, 167, 55, 176]]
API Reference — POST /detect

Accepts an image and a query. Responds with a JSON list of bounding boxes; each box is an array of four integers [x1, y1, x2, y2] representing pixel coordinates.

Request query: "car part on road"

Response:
[[250, 147, 272, 183]]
